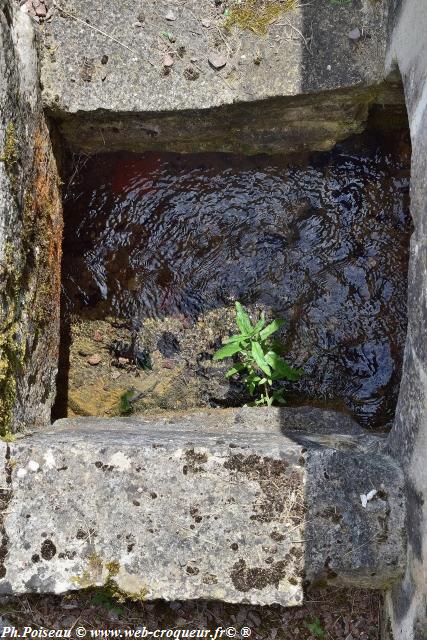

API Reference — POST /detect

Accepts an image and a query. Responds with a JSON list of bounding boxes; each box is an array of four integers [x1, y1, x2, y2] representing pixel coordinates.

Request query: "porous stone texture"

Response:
[[0, 408, 405, 603], [382, 1, 427, 638], [40, 0, 403, 154], [0, 0, 63, 434]]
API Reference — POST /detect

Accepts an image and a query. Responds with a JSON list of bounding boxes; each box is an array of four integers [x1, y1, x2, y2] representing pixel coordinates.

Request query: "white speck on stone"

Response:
[[360, 489, 377, 508], [44, 449, 56, 469], [165, 10, 176, 21], [17, 468, 27, 478], [28, 460, 40, 472], [109, 451, 132, 471], [326, 64, 332, 71], [137, 487, 143, 493]]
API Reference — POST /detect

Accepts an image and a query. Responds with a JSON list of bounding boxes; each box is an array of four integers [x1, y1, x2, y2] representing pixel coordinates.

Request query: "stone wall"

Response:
[[0, 0, 62, 435], [382, 1, 427, 638]]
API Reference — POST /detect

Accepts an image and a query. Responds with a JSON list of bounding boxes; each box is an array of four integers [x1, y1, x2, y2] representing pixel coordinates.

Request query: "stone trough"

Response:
[[1, 0, 427, 636]]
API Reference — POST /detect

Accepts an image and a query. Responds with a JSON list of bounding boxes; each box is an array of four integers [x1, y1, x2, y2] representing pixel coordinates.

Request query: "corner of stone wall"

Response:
[[0, 0, 63, 435]]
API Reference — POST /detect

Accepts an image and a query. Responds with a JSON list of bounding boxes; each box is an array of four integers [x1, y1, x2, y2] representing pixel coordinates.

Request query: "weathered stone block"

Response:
[[0, 408, 405, 604]]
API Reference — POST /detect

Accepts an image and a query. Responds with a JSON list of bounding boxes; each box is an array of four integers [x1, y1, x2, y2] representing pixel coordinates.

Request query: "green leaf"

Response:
[[306, 619, 325, 638], [265, 352, 303, 381], [251, 342, 271, 376], [253, 312, 266, 333], [223, 333, 246, 344], [213, 342, 241, 360], [260, 318, 285, 341], [226, 363, 245, 378], [272, 390, 287, 404], [235, 302, 253, 334]]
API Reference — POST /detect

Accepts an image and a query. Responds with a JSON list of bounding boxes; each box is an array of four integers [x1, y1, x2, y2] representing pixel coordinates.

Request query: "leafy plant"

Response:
[[306, 618, 325, 638], [213, 302, 302, 406]]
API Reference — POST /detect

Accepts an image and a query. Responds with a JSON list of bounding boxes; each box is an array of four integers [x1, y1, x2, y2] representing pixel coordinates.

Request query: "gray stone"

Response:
[[163, 52, 174, 67], [348, 27, 361, 41], [208, 52, 227, 70], [0, 408, 405, 603]]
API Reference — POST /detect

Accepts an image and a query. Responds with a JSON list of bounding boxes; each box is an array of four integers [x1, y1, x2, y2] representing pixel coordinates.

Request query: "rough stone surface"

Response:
[[0, 0, 63, 434], [39, 0, 403, 154], [382, 1, 427, 638], [0, 408, 405, 603]]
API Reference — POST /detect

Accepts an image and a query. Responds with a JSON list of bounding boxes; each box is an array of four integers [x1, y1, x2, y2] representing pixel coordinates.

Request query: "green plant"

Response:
[[119, 389, 135, 416], [213, 302, 302, 406], [91, 589, 124, 616], [306, 618, 325, 638]]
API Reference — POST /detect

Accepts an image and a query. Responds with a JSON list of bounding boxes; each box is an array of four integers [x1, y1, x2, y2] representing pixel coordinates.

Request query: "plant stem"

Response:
[[264, 382, 270, 405]]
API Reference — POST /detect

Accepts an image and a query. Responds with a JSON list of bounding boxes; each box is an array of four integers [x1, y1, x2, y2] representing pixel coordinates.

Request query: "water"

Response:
[[61, 130, 411, 429]]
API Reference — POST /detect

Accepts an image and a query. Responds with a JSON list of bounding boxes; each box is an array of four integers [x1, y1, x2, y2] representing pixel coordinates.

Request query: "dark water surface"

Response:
[[62, 131, 411, 429]]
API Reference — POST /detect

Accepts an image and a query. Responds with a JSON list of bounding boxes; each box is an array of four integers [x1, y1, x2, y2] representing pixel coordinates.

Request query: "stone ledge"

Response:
[[0, 408, 405, 604]]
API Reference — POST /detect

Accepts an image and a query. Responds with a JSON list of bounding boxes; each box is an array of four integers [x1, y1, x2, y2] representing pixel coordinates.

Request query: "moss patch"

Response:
[[0, 122, 19, 187], [224, 0, 297, 35], [0, 120, 63, 435]]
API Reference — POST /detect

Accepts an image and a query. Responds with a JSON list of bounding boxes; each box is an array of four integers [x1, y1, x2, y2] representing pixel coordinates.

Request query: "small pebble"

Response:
[[28, 460, 40, 472], [111, 371, 121, 379], [201, 18, 211, 28], [163, 53, 174, 67], [165, 10, 176, 21], [87, 354, 101, 366], [348, 27, 361, 41], [93, 330, 103, 342], [35, 4, 47, 17], [118, 357, 129, 365], [208, 53, 227, 70]]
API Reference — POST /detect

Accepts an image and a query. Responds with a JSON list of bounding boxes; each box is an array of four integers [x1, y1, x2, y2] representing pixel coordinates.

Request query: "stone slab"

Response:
[[0, 408, 406, 604], [37, 0, 403, 154], [41, 0, 389, 114]]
